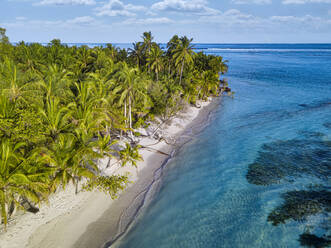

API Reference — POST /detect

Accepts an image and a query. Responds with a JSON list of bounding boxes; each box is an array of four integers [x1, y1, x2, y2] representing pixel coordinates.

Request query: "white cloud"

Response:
[[95, 0, 146, 17], [282, 0, 331, 4], [269, 14, 331, 31], [270, 14, 321, 22], [151, 0, 220, 15], [122, 17, 174, 25], [197, 9, 331, 32], [3, 16, 98, 28], [15, 16, 27, 21], [231, 0, 271, 4], [67, 16, 95, 24], [37, 0, 96, 5], [199, 9, 262, 27]]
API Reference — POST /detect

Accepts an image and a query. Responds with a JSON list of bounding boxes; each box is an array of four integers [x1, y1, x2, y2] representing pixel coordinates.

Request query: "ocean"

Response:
[[105, 44, 331, 248]]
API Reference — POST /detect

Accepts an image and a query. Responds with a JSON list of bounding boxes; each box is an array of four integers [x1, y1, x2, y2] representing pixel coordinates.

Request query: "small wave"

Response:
[[195, 48, 331, 52]]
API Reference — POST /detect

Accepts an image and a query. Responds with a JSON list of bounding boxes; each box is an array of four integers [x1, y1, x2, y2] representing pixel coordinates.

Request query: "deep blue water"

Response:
[[110, 44, 331, 248]]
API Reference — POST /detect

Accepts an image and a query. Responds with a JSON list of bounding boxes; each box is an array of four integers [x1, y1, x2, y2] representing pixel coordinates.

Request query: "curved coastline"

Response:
[[14, 97, 221, 248], [105, 97, 220, 248]]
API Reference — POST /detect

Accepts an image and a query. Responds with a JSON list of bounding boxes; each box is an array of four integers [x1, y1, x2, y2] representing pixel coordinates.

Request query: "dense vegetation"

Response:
[[0, 28, 229, 229]]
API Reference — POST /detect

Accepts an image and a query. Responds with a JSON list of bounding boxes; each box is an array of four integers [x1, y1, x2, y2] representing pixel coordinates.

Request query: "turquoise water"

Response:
[[115, 45, 331, 248]]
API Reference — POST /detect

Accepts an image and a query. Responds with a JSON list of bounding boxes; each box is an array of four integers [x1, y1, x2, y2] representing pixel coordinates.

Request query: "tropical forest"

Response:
[[0, 28, 229, 229]]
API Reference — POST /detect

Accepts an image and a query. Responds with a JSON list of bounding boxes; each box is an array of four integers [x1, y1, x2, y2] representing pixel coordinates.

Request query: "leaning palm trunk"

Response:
[[124, 101, 127, 126], [179, 59, 185, 85], [1, 201, 8, 231], [128, 96, 133, 139], [75, 177, 80, 194], [148, 46, 151, 73]]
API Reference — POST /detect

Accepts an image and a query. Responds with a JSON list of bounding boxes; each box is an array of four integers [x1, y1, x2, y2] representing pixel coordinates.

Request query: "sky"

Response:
[[1, 0, 331, 43]]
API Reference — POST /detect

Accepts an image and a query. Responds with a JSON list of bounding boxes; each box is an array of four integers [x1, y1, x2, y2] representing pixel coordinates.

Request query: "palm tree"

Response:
[[173, 36, 195, 86], [68, 82, 100, 136], [89, 72, 124, 135], [210, 56, 229, 76], [167, 35, 180, 53], [37, 64, 71, 100], [0, 140, 49, 230], [119, 143, 142, 167], [128, 42, 143, 69], [113, 63, 148, 138], [0, 58, 37, 105], [218, 57, 229, 75], [0, 27, 9, 44], [46, 40, 64, 65], [0, 94, 15, 119], [105, 44, 118, 61], [0, 28, 11, 59], [141, 31, 154, 71], [16, 43, 43, 76], [166, 35, 180, 76], [147, 46, 164, 81], [39, 96, 72, 140], [197, 70, 219, 99], [45, 133, 96, 193]]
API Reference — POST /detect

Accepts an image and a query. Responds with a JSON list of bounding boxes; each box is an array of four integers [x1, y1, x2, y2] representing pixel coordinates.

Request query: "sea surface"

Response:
[[108, 44, 331, 248], [109, 44, 331, 248], [97, 43, 330, 248]]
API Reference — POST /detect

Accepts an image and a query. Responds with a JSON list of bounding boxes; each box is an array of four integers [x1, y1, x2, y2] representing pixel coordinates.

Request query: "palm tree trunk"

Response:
[[156, 71, 159, 82], [75, 180, 79, 195], [179, 59, 185, 85], [1, 202, 8, 231], [129, 96, 133, 139], [148, 45, 151, 73], [124, 101, 127, 127]]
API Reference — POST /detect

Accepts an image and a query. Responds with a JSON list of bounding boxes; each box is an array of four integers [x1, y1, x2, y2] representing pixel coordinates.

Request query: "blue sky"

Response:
[[1, 0, 331, 43]]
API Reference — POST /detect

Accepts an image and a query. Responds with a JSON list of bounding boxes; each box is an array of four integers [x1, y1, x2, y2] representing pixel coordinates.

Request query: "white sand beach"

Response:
[[0, 98, 218, 248]]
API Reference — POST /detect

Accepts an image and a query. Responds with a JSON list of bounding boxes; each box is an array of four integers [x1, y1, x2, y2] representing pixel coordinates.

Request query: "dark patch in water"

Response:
[[298, 100, 331, 110], [246, 139, 331, 185], [298, 130, 326, 139], [237, 99, 331, 131], [323, 122, 331, 129], [267, 189, 331, 225], [246, 134, 331, 247], [299, 233, 331, 248]]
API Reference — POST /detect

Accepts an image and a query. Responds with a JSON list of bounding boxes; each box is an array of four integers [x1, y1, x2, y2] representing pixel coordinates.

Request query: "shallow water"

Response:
[[115, 44, 331, 248]]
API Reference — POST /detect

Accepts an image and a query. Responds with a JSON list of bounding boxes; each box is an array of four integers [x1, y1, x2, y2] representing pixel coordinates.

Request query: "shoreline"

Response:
[[103, 97, 220, 248], [0, 97, 220, 248]]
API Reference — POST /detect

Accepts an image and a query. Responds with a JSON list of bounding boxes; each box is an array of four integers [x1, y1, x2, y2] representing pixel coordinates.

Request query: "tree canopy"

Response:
[[0, 28, 230, 229]]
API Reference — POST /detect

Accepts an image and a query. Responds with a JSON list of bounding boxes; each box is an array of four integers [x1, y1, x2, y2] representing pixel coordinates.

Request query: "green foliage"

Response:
[[0, 28, 231, 230], [0, 139, 50, 229], [0, 28, 9, 44], [120, 143, 143, 167], [82, 175, 129, 199]]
